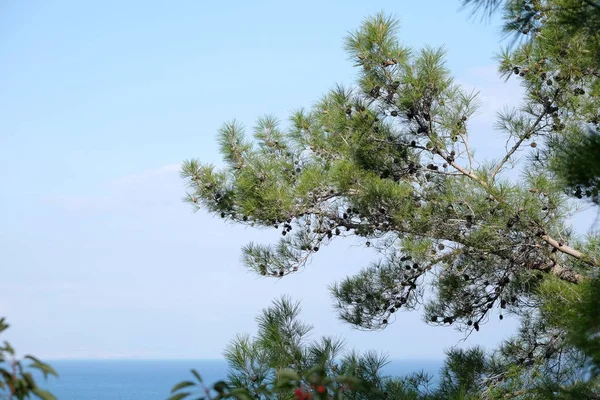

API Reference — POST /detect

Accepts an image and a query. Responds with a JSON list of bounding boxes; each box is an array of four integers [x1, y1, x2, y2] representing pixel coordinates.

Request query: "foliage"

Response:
[[462, 0, 600, 396], [548, 127, 600, 204], [180, 1, 600, 398], [462, 0, 600, 204], [170, 296, 522, 400], [0, 318, 57, 400], [168, 365, 364, 400], [169, 296, 424, 400]]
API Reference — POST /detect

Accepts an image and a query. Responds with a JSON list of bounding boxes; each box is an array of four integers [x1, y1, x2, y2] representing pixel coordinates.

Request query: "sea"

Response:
[[32, 359, 443, 400]]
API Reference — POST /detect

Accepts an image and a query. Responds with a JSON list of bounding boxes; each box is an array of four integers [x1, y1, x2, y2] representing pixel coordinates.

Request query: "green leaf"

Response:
[[22, 372, 37, 389], [307, 365, 326, 376], [24, 355, 43, 364], [0, 318, 8, 333], [25, 356, 58, 378], [0, 368, 14, 383], [273, 380, 295, 391], [213, 380, 229, 393], [31, 388, 57, 400], [256, 385, 270, 394], [276, 368, 300, 382], [336, 375, 362, 387], [3, 341, 14, 356], [167, 392, 191, 400], [190, 369, 203, 384], [171, 381, 196, 393]]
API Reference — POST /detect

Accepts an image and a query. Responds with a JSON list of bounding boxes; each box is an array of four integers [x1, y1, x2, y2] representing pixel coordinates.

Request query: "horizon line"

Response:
[[39, 357, 444, 362]]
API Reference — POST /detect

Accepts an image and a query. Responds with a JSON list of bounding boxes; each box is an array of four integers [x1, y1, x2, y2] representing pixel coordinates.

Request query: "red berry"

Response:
[[317, 385, 326, 393]]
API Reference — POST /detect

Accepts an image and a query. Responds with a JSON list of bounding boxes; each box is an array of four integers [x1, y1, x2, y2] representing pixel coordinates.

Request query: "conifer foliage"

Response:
[[170, 296, 494, 400], [182, 11, 596, 332], [181, 1, 600, 397]]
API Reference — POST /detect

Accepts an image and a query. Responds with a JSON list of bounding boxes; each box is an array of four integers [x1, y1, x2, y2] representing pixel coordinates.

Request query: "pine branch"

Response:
[[489, 109, 547, 181]]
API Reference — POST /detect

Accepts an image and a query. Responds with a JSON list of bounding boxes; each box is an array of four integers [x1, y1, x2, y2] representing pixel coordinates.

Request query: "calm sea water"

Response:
[[34, 359, 442, 400]]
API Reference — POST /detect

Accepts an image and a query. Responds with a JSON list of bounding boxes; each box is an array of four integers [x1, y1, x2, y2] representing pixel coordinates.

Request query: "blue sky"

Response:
[[1, 0, 595, 360]]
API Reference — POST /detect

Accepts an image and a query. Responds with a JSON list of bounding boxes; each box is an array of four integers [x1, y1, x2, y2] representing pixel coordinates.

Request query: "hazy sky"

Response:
[[1, 0, 596, 361]]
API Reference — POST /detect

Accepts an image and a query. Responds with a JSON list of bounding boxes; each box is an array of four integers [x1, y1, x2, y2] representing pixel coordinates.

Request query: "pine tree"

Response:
[[170, 296, 506, 399], [181, 3, 600, 397], [222, 295, 427, 399], [464, 0, 600, 204], [463, 1, 600, 396]]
